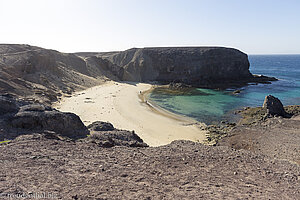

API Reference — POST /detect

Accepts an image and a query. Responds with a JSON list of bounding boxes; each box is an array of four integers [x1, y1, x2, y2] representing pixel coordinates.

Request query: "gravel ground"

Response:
[[219, 115, 300, 166], [0, 135, 300, 199]]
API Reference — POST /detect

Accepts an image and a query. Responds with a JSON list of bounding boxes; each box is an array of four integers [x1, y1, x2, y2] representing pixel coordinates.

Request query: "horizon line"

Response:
[[1, 43, 300, 55]]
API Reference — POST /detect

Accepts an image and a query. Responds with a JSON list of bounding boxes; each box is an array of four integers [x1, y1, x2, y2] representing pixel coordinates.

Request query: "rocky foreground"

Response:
[[1, 138, 300, 199], [0, 94, 300, 199]]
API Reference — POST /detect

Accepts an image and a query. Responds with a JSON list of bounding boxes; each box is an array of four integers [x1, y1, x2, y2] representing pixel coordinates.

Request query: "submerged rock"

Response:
[[263, 95, 286, 117], [233, 90, 241, 94], [168, 82, 192, 90]]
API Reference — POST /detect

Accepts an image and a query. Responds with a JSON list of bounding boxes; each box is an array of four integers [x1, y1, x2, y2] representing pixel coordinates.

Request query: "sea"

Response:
[[149, 55, 300, 124]]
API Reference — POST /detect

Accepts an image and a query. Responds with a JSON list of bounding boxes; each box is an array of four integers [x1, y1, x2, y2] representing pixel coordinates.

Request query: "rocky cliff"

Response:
[[0, 44, 121, 104], [98, 47, 252, 85]]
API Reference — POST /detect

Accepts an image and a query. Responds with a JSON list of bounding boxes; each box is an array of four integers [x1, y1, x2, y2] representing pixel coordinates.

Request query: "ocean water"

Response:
[[149, 55, 300, 124]]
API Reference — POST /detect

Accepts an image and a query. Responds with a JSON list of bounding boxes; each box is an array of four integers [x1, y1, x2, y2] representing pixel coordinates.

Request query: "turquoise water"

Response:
[[149, 55, 300, 124]]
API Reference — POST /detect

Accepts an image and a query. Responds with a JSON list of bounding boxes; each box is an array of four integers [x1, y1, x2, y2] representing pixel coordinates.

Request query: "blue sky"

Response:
[[0, 0, 300, 54]]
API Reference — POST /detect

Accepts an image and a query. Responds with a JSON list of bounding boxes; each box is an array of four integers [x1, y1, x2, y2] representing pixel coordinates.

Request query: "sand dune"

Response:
[[55, 81, 207, 146]]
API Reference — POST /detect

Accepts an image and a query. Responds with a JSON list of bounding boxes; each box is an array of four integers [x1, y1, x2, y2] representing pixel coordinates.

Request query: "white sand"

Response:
[[55, 81, 207, 146]]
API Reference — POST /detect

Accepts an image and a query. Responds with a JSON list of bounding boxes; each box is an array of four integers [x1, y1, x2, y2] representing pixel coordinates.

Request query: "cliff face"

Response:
[[101, 47, 252, 86], [0, 44, 120, 104]]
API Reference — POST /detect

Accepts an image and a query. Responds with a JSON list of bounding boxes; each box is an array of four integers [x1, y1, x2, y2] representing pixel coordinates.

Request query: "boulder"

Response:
[[263, 95, 286, 117], [87, 121, 114, 131], [86, 129, 148, 148], [233, 90, 241, 94], [10, 104, 88, 139]]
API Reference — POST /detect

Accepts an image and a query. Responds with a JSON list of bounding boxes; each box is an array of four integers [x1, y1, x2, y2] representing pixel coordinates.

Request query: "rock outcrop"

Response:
[[86, 121, 148, 147], [263, 95, 286, 117], [10, 104, 88, 139], [87, 121, 115, 131], [86, 130, 148, 148], [0, 95, 89, 140]]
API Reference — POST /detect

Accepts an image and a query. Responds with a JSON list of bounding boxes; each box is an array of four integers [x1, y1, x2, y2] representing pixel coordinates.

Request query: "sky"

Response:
[[0, 0, 300, 54]]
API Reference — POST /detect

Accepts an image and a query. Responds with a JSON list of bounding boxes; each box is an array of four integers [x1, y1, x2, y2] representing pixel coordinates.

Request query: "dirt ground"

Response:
[[219, 110, 300, 166], [1, 134, 300, 200]]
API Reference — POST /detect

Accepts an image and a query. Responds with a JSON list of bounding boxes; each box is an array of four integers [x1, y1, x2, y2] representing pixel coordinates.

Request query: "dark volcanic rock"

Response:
[[0, 96, 148, 145], [263, 95, 286, 116], [19, 104, 51, 112], [101, 47, 254, 87], [10, 104, 88, 139], [233, 89, 241, 94], [0, 95, 19, 115], [252, 74, 278, 83], [86, 129, 148, 147], [87, 121, 115, 131]]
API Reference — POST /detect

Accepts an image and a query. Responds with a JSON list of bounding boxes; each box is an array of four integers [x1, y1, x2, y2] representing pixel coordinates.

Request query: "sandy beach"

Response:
[[55, 81, 207, 146]]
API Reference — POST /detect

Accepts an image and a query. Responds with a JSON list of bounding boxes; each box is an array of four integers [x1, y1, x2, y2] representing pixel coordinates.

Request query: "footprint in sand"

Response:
[[84, 101, 95, 103]]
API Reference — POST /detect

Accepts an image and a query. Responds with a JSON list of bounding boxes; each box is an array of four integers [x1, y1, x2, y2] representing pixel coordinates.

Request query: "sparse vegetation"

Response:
[[0, 140, 11, 144]]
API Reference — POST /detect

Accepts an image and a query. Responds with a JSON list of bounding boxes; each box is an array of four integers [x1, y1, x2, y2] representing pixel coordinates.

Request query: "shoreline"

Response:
[[138, 85, 200, 123], [55, 81, 207, 146]]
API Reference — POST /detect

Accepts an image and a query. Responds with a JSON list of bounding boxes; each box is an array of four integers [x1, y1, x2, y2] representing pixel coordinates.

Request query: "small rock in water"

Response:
[[233, 90, 241, 94]]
